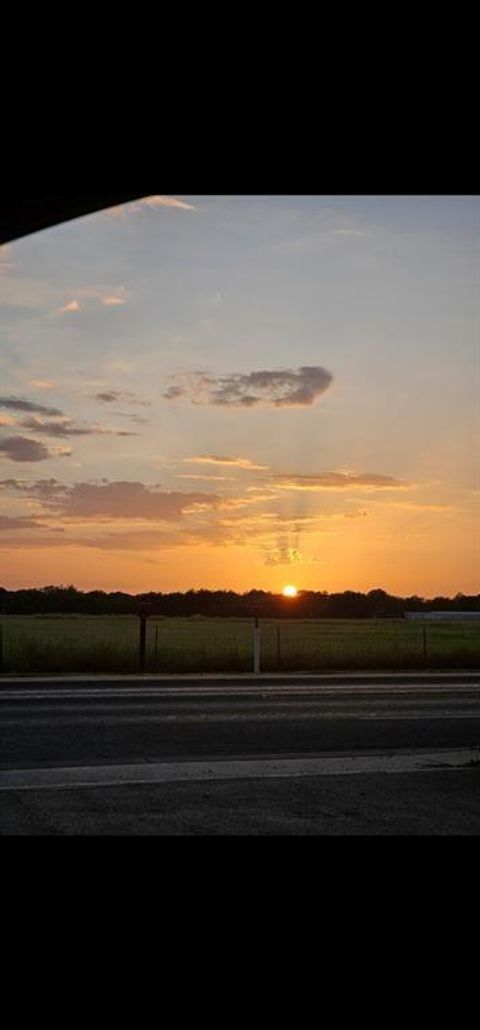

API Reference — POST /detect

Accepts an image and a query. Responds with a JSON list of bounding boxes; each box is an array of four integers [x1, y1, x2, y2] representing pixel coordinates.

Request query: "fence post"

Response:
[[138, 602, 150, 674], [253, 615, 261, 674], [422, 623, 427, 666], [277, 624, 281, 669]]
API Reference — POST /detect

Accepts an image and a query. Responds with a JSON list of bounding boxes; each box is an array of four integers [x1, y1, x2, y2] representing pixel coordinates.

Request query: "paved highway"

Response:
[[1, 673, 480, 767], [1, 673, 479, 834]]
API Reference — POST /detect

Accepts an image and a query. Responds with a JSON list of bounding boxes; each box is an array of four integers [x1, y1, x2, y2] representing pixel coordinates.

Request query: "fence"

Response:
[[1, 614, 479, 675]]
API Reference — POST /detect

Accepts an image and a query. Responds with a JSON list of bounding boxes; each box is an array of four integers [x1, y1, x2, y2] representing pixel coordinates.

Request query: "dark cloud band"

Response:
[[164, 366, 333, 408], [0, 396, 63, 416], [0, 436, 53, 462], [0, 478, 221, 520]]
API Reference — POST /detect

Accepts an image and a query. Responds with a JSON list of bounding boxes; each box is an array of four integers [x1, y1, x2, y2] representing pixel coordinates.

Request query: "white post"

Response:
[[253, 615, 260, 674]]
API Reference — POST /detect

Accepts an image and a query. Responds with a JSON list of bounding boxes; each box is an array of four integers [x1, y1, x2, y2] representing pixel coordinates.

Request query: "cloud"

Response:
[[0, 436, 56, 462], [56, 287, 128, 316], [264, 542, 302, 566], [80, 285, 128, 305], [175, 474, 236, 482], [27, 380, 56, 390], [0, 515, 46, 529], [113, 412, 150, 424], [96, 391, 125, 402], [78, 530, 191, 551], [18, 416, 138, 439], [0, 396, 63, 416], [368, 500, 461, 513], [163, 386, 185, 400], [0, 244, 18, 274], [0, 477, 67, 497], [182, 455, 269, 471], [18, 417, 94, 438], [269, 472, 410, 491], [164, 366, 333, 408], [101, 295, 126, 306], [138, 195, 197, 212], [105, 196, 197, 218], [0, 524, 236, 553], [0, 534, 78, 550], [4, 479, 222, 521], [94, 390, 150, 406]]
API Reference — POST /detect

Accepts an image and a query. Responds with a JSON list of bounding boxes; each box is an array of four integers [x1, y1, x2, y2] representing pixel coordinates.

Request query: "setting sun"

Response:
[[282, 585, 298, 598]]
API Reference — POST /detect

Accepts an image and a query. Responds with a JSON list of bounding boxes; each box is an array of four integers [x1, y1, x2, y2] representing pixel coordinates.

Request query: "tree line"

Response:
[[0, 585, 478, 618]]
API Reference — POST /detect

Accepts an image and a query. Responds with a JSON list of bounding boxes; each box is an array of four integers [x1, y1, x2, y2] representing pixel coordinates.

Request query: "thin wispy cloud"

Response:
[[101, 294, 126, 306], [264, 541, 302, 567], [104, 195, 197, 218], [367, 500, 461, 513], [138, 196, 197, 212], [18, 416, 138, 439], [28, 380, 56, 390], [269, 472, 410, 491], [57, 287, 129, 315], [113, 412, 150, 424], [79, 285, 128, 305], [175, 474, 236, 482], [94, 390, 150, 406], [0, 478, 67, 497], [164, 366, 333, 408], [0, 515, 46, 530], [182, 455, 269, 470]]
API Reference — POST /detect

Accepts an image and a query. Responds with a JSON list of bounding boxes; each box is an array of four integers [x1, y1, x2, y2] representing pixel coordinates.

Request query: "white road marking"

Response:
[[1, 748, 479, 791]]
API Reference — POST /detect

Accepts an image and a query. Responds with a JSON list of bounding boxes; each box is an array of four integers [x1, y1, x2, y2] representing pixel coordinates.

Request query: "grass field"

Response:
[[1, 615, 479, 674]]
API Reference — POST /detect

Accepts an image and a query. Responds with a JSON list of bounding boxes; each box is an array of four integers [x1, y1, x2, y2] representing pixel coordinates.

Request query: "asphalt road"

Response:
[[2, 673, 480, 768], [1, 673, 479, 834]]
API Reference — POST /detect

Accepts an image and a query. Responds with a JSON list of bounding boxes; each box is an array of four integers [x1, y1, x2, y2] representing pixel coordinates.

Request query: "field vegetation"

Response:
[[1, 615, 479, 675]]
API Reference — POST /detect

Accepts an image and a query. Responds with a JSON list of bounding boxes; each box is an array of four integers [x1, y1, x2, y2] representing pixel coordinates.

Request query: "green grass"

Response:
[[0, 615, 479, 675]]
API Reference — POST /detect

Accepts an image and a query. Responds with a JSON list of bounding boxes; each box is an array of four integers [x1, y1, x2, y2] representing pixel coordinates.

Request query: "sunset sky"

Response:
[[1, 194, 478, 595]]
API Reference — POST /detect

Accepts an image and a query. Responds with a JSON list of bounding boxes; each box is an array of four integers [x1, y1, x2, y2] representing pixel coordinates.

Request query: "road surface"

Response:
[[1, 673, 479, 834]]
